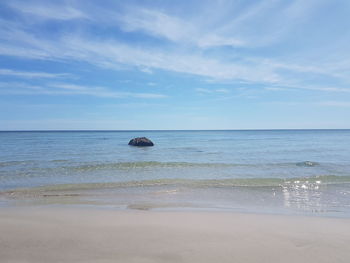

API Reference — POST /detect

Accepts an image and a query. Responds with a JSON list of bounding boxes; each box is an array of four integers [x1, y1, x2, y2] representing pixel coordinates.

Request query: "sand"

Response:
[[0, 207, 349, 263]]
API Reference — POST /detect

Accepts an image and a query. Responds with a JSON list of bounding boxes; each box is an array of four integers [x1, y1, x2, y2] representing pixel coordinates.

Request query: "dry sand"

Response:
[[0, 207, 349, 263]]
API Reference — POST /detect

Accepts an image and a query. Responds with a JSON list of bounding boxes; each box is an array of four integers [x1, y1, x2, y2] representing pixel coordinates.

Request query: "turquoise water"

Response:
[[1, 130, 350, 216]]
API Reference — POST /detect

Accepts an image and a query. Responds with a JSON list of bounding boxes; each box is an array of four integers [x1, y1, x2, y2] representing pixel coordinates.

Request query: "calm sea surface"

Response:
[[1, 130, 350, 216]]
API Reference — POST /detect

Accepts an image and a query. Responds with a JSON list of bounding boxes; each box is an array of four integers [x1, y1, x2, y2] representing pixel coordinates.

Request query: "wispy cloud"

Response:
[[0, 81, 43, 90], [0, 31, 281, 84], [264, 100, 350, 109], [265, 84, 350, 93], [196, 88, 230, 94], [317, 101, 350, 108], [117, 7, 245, 48], [1, 0, 350, 92], [0, 82, 168, 99], [7, 1, 87, 21], [0, 69, 71, 79], [52, 83, 168, 98]]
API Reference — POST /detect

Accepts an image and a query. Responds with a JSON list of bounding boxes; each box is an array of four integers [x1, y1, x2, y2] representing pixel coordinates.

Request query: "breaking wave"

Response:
[[0, 160, 325, 170], [4, 174, 350, 194]]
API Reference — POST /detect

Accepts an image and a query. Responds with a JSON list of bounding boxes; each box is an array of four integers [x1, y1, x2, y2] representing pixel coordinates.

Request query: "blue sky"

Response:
[[0, 0, 350, 130]]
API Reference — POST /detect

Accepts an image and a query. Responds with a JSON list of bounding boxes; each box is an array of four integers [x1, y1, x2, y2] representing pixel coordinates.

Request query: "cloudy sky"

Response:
[[0, 0, 349, 130]]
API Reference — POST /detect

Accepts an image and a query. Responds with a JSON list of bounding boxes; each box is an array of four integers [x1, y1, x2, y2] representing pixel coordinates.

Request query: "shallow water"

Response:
[[1, 130, 350, 216]]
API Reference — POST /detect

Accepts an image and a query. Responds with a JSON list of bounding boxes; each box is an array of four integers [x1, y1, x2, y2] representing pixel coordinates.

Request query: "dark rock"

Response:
[[128, 137, 154, 147]]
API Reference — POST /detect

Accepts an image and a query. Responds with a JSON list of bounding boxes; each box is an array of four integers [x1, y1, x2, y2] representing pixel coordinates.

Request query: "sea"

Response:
[[1, 130, 350, 217]]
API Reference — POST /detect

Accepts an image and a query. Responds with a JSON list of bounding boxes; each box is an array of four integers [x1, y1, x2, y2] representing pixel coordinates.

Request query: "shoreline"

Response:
[[1, 206, 349, 263], [2, 181, 350, 218]]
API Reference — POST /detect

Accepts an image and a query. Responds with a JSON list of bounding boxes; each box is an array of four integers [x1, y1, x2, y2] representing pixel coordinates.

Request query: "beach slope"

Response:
[[0, 207, 349, 263]]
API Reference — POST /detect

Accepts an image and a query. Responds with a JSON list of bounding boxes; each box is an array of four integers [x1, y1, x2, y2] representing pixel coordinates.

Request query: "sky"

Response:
[[0, 0, 350, 130]]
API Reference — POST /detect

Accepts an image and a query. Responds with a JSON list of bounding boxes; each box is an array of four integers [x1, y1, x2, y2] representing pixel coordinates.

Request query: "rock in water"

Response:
[[128, 137, 154, 146]]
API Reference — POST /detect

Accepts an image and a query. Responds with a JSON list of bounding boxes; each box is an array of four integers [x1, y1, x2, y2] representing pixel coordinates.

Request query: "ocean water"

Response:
[[1, 130, 350, 216]]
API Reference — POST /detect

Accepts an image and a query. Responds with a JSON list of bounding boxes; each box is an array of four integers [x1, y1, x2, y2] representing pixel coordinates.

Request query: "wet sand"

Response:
[[0, 207, 349, 263]]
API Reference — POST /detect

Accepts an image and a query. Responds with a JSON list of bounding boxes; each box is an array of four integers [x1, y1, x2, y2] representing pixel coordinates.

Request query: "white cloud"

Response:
[[50, 35, 282, 84], [114, 0, 324, 50], [197, 35, 245, 48], [317, 101, 350, 108], [117, 7, 245, 48], [0, 82, 168, 99], [0, 81, 46, 89], [0, 69, 71, 78], [266, 100, 350, 108], [215, 88, 230, 93], [139, 67, 153, 74], [119, 8, 192, 43], [264, 87, 286, 91], [1, 27, 349, 92], [0, 29, 269, 84], [196, 88, 230, 94], [49, 83, 168, 99], [0, 0, 349, 93], [195, 88, 212, 94], [265, 84, 350, 93], [7, 1, 87, 20]]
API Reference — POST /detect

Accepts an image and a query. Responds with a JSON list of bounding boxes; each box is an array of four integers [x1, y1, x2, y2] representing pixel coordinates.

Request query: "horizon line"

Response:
[[1, 128, 350, 132]]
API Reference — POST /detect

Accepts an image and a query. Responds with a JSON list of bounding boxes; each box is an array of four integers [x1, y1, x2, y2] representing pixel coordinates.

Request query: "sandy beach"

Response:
[[2, 0, 350, 260], [0, 207, 349, 263]]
